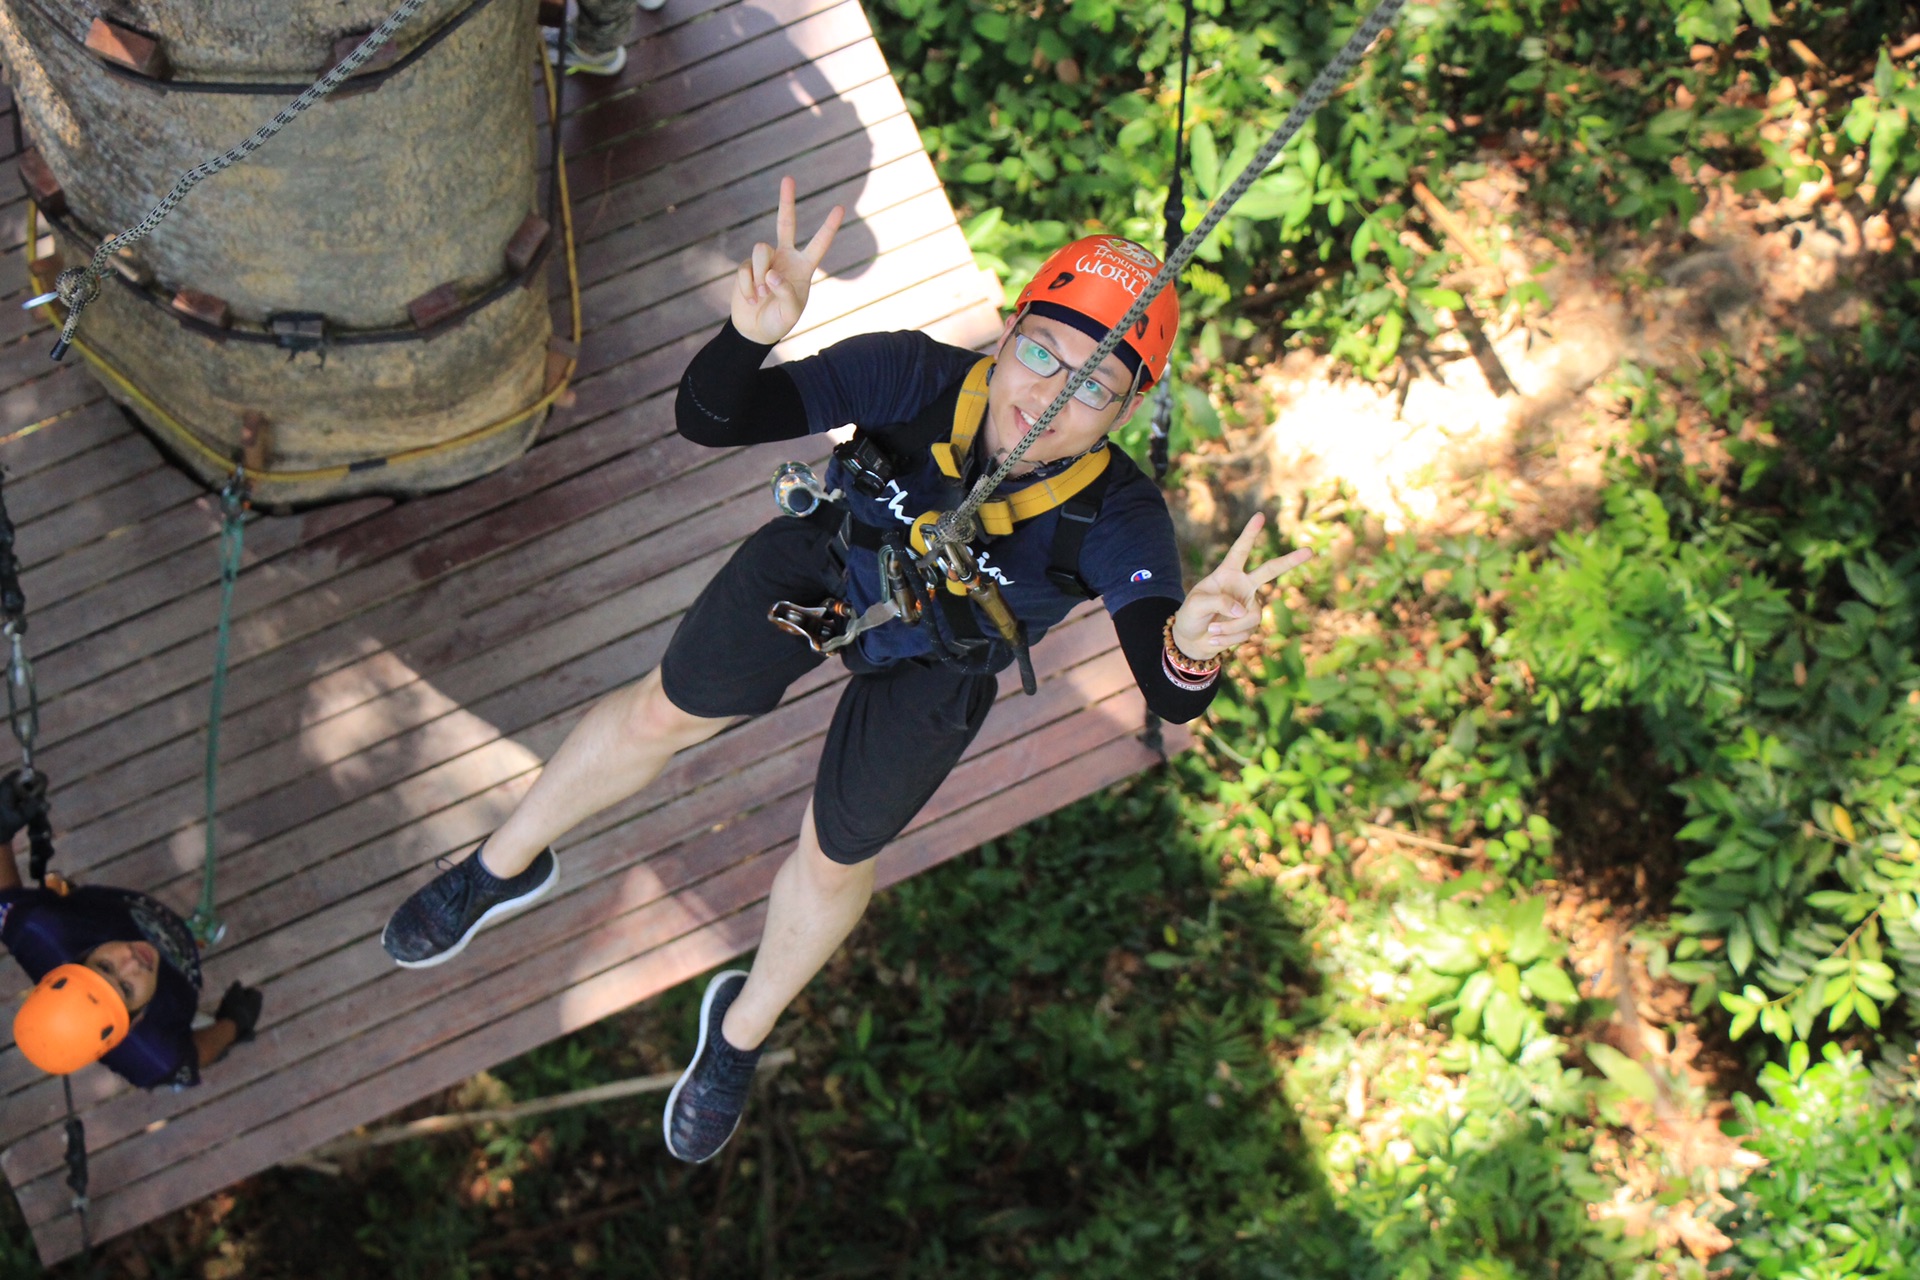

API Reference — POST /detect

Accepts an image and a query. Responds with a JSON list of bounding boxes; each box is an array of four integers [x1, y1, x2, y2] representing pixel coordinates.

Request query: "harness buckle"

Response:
[[768, 598, 899, 655]]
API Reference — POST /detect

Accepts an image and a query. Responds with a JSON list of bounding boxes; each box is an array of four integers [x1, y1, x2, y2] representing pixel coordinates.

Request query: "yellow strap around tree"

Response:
[[929, 358, 995, 480], [975, 446, 1110, 536]]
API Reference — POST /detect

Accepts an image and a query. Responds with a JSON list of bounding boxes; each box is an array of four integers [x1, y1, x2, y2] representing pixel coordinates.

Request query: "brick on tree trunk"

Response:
[[85, 18, 169, 79], [505, 215, 551, 275], [408, 283, 463, 332], [171, 289, 230, 329], [19, 149, 66, 216]]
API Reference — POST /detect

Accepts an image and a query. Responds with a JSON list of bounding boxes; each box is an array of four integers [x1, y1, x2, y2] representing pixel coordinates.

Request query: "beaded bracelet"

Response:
[[1161, 615, 1221, 691]]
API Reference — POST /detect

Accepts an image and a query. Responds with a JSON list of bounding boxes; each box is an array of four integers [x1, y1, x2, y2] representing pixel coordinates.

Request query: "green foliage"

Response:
[[870, 0, 1920, 376], [1725, 1043, 1920, 1278], [1399, 879, 1583, 1056]]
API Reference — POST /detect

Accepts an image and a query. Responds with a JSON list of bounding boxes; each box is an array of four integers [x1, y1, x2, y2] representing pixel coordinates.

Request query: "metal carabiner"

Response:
[[4, 623, 38, 767], [770, 461, 841, 519]]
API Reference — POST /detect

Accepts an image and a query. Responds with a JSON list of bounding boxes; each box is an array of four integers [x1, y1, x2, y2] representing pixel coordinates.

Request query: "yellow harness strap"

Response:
[[926, 356, 1114, 536], [975, 447, 1110, 536], [930, 357, 994, 481]]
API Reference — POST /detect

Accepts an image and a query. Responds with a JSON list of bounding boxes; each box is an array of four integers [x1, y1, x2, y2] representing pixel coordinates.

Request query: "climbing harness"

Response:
[[765, 356, 1121, 692], [917, 0, 1408, 571], [21, 33, 586, 491], [39, 0, 434, 361], [188, 473, 248, 947]]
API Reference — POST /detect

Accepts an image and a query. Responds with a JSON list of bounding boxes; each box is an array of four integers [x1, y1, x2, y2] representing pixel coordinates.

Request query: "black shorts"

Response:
[[659, 517, 998, 863]]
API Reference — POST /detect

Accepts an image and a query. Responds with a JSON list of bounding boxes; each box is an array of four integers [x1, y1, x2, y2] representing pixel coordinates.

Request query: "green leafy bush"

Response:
[[1400, 878, 1583, 1056], [1724, 1042, 1920, 1278]]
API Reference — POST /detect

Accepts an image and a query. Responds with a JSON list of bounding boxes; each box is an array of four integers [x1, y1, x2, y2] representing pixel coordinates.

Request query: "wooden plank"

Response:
[[0, 608, 1120, 1139], [44, 442, 793, 840], [577, 123, 938, 327], [575, 191, 967, 377], [557, 1, 878, 160], [551, 0, 804, 116], [27, 221, 967, 720], [0, 632, 1124, 1141], [11, 460, 193, 568], [567, 72, 909, 279], [13, 682, 1158, 1252], [25, 717, 1167, 1261], [548, 39, 891, 207], [0, 399, 133, 491], [0, 362, 99, 441], [28, 167, 978, 683]]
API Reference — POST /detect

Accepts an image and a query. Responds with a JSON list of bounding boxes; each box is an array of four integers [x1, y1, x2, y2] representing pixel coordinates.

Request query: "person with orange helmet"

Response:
[[1, 785, 264, 1085], [382, 177, 1308, 1162]]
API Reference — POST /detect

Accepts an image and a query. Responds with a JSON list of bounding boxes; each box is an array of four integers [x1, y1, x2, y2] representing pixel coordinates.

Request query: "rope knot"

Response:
[[53, 266, 100, 312]]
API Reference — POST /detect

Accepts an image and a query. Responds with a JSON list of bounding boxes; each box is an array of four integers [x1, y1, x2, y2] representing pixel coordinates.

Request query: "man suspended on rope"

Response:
[[0, 779, 264, 1088], [381, 176, 1309, 1163]]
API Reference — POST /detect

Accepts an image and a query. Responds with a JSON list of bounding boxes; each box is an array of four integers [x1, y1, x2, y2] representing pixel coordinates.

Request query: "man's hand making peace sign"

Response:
[[1169, 514, 1314, 664], [732, 176, 845, 346]]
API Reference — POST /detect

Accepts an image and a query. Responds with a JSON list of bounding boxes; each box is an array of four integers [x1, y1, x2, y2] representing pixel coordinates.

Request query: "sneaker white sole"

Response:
[[662, 968, 751, 1163], [385, 855, 559, 970]]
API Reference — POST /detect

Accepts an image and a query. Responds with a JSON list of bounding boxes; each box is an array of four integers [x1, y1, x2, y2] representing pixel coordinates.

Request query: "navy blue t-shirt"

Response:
[[782, 331, 1183, 669], [1, 885, 203, 1089]]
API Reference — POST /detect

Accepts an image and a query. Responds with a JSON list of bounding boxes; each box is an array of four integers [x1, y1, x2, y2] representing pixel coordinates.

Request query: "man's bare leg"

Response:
[[721, 800, 875, 1050], [480, 668, 730, 877]]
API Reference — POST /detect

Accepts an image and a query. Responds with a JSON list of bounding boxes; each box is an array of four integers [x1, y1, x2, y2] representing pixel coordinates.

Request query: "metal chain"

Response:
[[62, 1075, 92, 1259], [189, 472, 248, 947], [932, 0, 1409, 548], [0, 472, 36, 771], [48, 0, 433, 361]]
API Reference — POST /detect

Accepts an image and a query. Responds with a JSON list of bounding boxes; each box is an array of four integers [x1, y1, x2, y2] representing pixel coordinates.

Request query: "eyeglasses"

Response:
[[1009, 330, 1130, 412]]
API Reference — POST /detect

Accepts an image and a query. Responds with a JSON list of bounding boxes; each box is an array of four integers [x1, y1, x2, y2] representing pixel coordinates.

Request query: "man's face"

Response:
[[983, 313, 1140, 469], [86, 940, 157, 1015]]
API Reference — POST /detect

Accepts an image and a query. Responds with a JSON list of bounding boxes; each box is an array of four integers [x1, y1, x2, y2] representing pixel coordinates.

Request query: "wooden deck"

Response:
[[0, 0, 1185, 1264]]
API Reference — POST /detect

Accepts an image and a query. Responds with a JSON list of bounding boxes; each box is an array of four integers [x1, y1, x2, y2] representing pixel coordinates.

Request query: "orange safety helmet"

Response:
[[1012, 236, 1180, 388], [13, 963, 129, 1075]]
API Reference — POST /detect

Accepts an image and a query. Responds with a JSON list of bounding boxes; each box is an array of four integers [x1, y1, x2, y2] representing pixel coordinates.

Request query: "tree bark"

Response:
[[0, 0, 553, 505]]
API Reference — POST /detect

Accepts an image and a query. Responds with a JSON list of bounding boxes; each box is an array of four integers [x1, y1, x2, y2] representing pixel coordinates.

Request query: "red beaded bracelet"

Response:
[[1162, 615, 1221, 690]]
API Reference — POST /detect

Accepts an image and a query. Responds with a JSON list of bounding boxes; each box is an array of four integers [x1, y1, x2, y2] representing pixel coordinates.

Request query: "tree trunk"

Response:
[[0, 0, 553, 506]]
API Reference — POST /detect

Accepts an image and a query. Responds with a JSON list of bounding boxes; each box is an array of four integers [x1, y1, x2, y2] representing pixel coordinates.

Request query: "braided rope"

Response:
[[935, 0, 1408, 544], [50, 0, 432, 359]]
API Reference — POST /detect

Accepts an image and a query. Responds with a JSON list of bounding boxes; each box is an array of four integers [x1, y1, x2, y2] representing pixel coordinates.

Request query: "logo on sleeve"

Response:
[[1130, 569, 1153, 582]]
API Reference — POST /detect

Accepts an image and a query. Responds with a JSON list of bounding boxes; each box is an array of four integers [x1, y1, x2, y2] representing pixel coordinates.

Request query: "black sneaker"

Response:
[[663, 970, 761, 1163], [381, 844, 557, 969]]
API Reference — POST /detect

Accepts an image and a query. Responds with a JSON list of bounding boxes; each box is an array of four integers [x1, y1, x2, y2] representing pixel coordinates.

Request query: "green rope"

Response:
[[189, 473, 246, 947]]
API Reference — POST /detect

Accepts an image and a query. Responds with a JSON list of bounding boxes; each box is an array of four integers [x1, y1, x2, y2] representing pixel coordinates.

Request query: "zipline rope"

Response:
[[933, 0, 1409, 549], [1146, 0, 1196, 487], [45, 0, 433, 361], [1140, 0, 1197, 761]]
